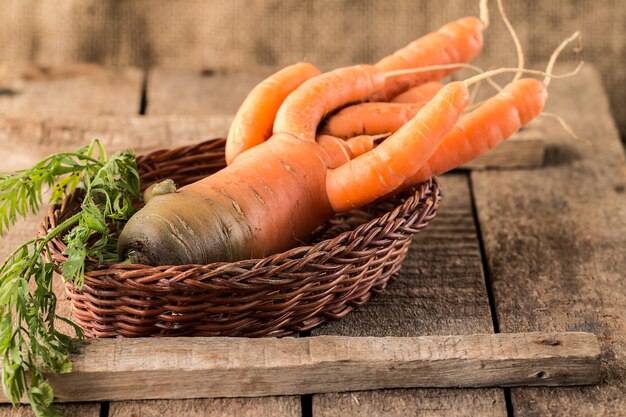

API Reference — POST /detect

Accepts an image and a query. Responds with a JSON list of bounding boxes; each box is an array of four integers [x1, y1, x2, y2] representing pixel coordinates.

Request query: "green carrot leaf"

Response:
[[0, 139, 141, 416]]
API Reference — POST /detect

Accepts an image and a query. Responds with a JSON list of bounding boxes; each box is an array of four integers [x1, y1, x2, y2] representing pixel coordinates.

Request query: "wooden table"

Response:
[[0, 63, 624, 416]]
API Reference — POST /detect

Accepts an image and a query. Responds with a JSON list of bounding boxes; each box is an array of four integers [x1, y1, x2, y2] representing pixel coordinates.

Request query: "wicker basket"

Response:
[[40, 139, 442, 338]]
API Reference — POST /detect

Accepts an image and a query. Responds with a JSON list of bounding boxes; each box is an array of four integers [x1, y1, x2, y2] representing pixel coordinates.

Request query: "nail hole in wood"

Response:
[[541, 339, 560, 346], [535, 371, 548, 379]]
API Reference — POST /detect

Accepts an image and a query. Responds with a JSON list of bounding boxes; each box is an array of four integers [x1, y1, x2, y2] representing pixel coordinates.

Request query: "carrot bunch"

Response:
[[118, 4, 575, 266]]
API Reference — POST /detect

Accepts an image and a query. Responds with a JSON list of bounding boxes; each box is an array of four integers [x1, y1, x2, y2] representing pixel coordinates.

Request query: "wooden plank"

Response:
[[472, 65, 626, 415], [126, 67, 297, 417], [109, 397, 301, 417], [0, 63, 143, 416], [0, 403, 100, 417], [0, 64, 142, 117], [3, 0, 625, 137], [146, 68, 273, 115], [460, 132, 545, 170], [0, 115, 232, 172], [0, 112, 541, 173], [312, 174, 507, 416], [0, 332, 600, 403]]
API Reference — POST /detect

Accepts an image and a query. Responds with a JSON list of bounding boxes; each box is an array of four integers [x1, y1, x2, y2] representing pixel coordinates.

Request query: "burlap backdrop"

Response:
[[1, 0, 624, 135]]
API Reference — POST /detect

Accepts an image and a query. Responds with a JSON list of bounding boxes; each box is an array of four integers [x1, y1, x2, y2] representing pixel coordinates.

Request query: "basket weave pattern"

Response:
[[40, 139, 442, 338]]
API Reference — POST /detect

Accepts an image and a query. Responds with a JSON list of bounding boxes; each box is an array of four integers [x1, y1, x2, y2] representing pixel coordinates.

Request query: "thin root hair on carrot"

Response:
[[385, 28, 583, 89], [480, 0, 490, 29], [496, 0, 525, 82], [539, 111, 594, 147], [544, 31, 582, 86], [461, 62, 584, 87]]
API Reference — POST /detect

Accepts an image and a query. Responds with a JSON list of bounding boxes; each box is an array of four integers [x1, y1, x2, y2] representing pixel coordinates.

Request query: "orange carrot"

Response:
[[369, 17, 484, 101], [225, 62, 320, 165], [274, 65, 385, 141], [326, 81, 470, 212], [391, 81, 444, 103], [317, 134, 382, 168], [321, 101, 430, 139], [119, 65, 386, 265], [403, 77, 547, 186]]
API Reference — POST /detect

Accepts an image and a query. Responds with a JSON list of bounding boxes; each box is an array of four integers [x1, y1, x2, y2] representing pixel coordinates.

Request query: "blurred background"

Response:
[[0, 0, 624, 137]]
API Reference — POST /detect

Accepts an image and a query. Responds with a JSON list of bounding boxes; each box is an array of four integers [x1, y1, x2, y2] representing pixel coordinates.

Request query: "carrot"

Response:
[[274, 65, 385, 141], [369, 17, 484, 102], [326, 81, 469, 212], [391, 81, 444, 103], [319, 81, 442, 139], [225, 62, 321, 165], [317, 134, 385, 168], [403, 77, 547, 186], [118, 65, 386, 265], [320, 102, 428, 139]]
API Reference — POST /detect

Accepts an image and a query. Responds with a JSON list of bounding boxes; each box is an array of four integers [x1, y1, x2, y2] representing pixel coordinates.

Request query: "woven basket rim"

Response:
[[40, 138, 441, 277]]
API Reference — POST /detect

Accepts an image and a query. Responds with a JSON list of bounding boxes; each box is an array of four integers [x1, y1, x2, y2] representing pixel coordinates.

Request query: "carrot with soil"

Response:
[[118, 65, 387, 265]]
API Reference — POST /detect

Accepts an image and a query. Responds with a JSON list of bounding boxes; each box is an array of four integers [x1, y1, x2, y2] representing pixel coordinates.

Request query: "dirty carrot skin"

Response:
[[369, 17, 483, 102], [326, 81, 470, 212], [118, 65, 385, 265], [391, 81, 444, 103], [404, 78, 547, 186], [225, 62, 321, 165]]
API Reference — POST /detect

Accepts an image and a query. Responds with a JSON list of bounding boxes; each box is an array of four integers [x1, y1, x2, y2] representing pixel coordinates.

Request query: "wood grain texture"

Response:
[[312, 174, 507, 416], [472, 65, 626, 415], [108, 397, 301, 417], [461, 133, 545, 170], [0, 62, 142, 416], [0, 402, 100, 417], [1, 1, 625, 136], [0, 115, 232, 172], [146, 68, 272, 115], [0, 64, 142, 117], [0, 112, 540, 173], [0, 332, 600, 403]]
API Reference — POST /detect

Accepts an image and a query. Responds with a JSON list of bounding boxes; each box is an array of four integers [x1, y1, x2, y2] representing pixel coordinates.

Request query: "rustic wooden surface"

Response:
[[311, 174, 507, 416], [0, 115, 233, 171], [147, 68, 273, 115], [0, 332, 600, 403], [0, 403, 100, 417], [472, 65, 626, 415], [0, 64, 142, 117], [108, 397, 301, 417], [0, 63, 624, 417], [0, 64, 144, 417], [2, 0, 625, 138]]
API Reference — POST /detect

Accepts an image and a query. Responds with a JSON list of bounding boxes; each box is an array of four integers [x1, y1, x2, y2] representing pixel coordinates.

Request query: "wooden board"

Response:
[[0, 63, 145, 417], [108, 397, 301, 417], [471, 66, 626, 415], [0, 113, 542, 173], [146, 68, 273, 115], [0, 332, 601, 403], [312, 174, 507, 416], [461, 130, 545, 170], [3, 0, 625, 138], [0, 64, 142, 117], [0, 403, 100, 417], [0, 115, 233, 172]]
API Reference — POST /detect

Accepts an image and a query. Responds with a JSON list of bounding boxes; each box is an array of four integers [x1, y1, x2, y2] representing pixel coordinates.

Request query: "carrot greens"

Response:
[[0, 140, 140, 416]]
